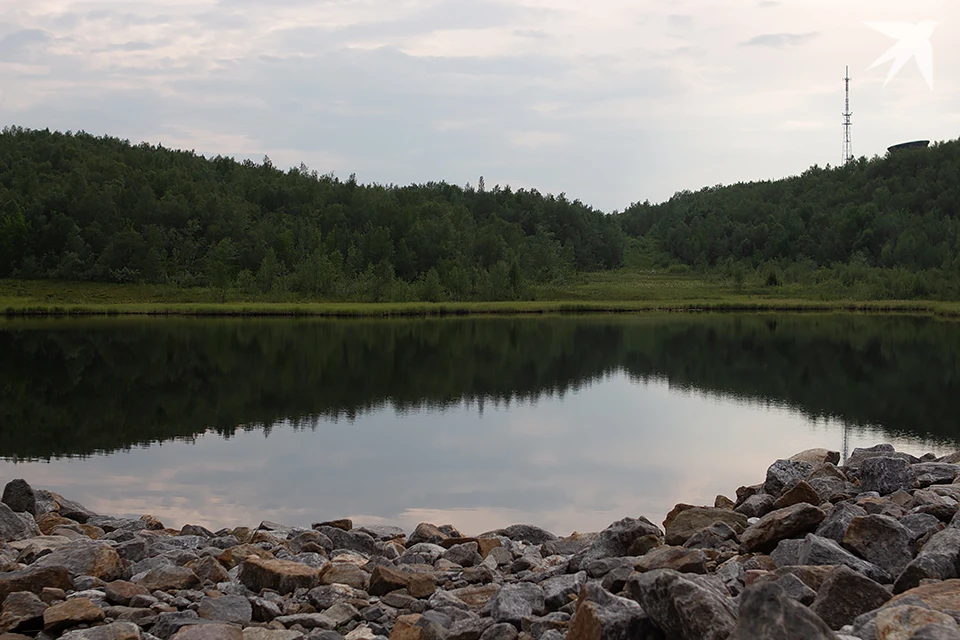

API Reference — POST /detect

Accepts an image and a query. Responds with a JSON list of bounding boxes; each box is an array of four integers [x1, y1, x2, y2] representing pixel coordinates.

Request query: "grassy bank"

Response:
[[5, 275, 960, 318]]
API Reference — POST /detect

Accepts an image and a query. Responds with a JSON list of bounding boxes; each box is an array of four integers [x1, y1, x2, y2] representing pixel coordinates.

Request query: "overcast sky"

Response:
[[1, 0, 958, 210]]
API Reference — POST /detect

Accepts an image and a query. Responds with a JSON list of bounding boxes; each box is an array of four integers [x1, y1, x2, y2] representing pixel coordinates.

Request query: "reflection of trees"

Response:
[[1, 314, 959, 460]]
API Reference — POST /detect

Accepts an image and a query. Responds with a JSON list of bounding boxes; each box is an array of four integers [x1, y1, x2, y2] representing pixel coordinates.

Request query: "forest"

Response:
[[4, 126, 960, 301], [0, 127, 623, 301]]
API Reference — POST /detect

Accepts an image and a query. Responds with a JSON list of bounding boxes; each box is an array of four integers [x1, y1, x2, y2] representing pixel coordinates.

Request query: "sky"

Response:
[[1, 0, 959, 211]]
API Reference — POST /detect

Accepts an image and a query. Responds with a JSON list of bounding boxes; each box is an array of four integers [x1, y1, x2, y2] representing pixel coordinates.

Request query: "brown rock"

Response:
[[662, 504, 696, 532], [34, 541, 122, 581], [77, 524, 105, 540], [407, 524, 447, 546], [809, 564, 891, 630], [390, 614, 445, 640], [477, 538, 502, 559], [320, 564, 367, 590], [315, 519, 353, 532], [789, 448, 841, 466], [740, 503, 826, 553], [875, 605, 960, 640], [0, 591, 47, 633], [0, 566, 73, 601], [43, 598, 104, 633], [664, 508, 748, 546], [634, 547, 708, 574], [105, 580, 149, 606], [217, 545, 275, 569], [171, 624, 243, 640], [186, 556, 231, 585], [59, 621, 142, 639], [369, 566, 412, 596], [407, 574, 436, 599], [627, 534, 662, 557], [239, 557, 320, 595], [715, 495, 736, 510], [231, 527, 253, 544], [888, 579, 960, 612], [448, 584, 501, 612], [772, 481, 821, 510], [36, 514, 76, 536], [40, 587, 65, 604], [135, 565, 201, 591]]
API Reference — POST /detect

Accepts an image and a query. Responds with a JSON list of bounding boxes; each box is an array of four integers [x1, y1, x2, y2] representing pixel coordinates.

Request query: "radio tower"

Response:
[[842, 66, 853, 164]]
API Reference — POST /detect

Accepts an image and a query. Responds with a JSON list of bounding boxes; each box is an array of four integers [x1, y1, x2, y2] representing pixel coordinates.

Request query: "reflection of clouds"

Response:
[[2, 374, 955, 535]]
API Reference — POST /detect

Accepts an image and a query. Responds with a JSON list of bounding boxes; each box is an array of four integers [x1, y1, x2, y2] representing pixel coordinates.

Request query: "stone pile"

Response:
[[2, 444, 960, 639]]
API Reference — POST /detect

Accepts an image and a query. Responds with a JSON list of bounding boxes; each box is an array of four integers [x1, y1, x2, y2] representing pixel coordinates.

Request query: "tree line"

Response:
[[0, 127, 624, 301]]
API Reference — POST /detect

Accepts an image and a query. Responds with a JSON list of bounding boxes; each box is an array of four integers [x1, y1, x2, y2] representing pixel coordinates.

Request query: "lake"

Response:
[[2, 313, 959, 536]]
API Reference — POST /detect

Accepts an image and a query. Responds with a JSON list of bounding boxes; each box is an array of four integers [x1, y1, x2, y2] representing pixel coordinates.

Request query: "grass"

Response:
[[4, 274, 960, 318]]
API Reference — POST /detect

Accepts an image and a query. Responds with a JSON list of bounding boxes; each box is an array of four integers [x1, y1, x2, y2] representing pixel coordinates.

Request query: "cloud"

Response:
[[742, 32, 821, 48], [0, 29, 52, 60]]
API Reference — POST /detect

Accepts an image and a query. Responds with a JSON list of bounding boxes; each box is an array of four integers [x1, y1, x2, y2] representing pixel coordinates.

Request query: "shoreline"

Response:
[[1, 444, 960, 638]]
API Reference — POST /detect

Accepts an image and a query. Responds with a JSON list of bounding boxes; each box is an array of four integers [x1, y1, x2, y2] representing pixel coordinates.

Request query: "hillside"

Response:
[[0, 127, 623, 301]]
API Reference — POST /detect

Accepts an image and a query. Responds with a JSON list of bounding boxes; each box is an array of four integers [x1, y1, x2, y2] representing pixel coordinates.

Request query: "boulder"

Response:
[[34, 541, 121, 580], [664, 508, 747, 546], [135, 565, 201, 591], [740, 503, 826, 553], [633, 546, 708, 574], [319, 563, 368, 590], [789, 449, 841, 466], [772, 481, 822, 510], [0, 566, 73, 601], [478, 623, 517, 640], [842, 514, 914, 577], [797, 534, 891, 584], [239, 557, 321, 595], [627, 569, 737, 640], [732, 582, 836, 640], [859, 457, 917, 495], [104, 581, 149, 606], [242, 630, 305, 640], [369, 565, 414, 596], [59, 622, 142, 640], [0, 591, 47, 633], [683, 522, 738, 550], [734, 494, 775, 519], [197, 595, 252, 625], [809, 564, 891, 630], [313, 526, 377, 556], [486, 582, 545, 626], [171, 624, 243, 640], [764, 459, 815, 497], [566, 582, 652, 640], [875, 605, 960, 640], [0, 503, 39, 542], [816, 502, 868, 543], [575, 517, 662, 567], [1, 480, 36, 516], [486, 525, 557, 545], [913, 463, 960, 488], [185, 555, 231, 584], [407, 524, 449, 546], [540, 572, 587, 612], [43, 597, 105, 633], [894, 528, 960, 593]]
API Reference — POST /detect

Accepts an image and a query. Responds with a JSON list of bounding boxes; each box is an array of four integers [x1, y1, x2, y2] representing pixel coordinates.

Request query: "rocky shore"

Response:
[[2, 444, 960, 639]]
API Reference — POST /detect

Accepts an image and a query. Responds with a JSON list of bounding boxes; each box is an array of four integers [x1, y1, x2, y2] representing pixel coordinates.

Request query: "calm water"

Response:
[[2, 314, 959, 535]]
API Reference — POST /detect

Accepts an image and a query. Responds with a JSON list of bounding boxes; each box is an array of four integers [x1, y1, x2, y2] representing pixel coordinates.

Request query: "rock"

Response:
[[771, 538, 804, 568], [797, 534, 891, 584], [324, 602, 361, 626], [894, 529, 960, 593], [913, 463, 960, 488], [773, 573, 816, 605], [197, 595, 252, 624], [369, 565, 414, 596], [901, 513, 944, 542], [734, 494, 775, 519], [59, 621, 142, 640], [448, 618, 495, 640], [773, 481, 822, 510], [842, 515, 914, 577], [314, 527, 377, 556], [848, 444, 897, 468], [816, 502, 868, 543], [486, 583, 545, 626], [390, 613, 446, 640], [449, 584, 501, 612], [732, 582, 837, 640], [633, 546, 708, 574], [239, 557, 321, 595], [478, 623, 517, 640], [541, 572, 587, 612], [43, 597, 105, 633], [486, 525, 557, 545], [104, 581, 149, 606], [627, 569, 737, 640], [0, 591, 47, 633], [408, 574, 437, 599], [764, 459, 815, 497], [319, 563, 368, 590], [171, 624, 243, 640], [740, 503, 826, 553], [315, 518, 353, 531], [566, 582, 651, 640], [789, 449, 841, 466], [874, 605, 960, 640], [357, 525, 405, 541], [1, 481, 36, 516], [444, 543, 482, 568], [683, 522, 738, 550], [39, 491, 98, 523], [809, 565, 891, 630], [664, 508, 747, 546], [575, 517, 662, 567], [307, 584, 368, 610], [135, 565, 201, 591], [0, 566, 73, 601], [273, 613, 337, 630], [859, 457, 917, 495], [185, 555, 231, 584], [242, 630, 304, 640], [34, 540, 122, 580], [407, 524, 448, 546], [0, 503, 38, 543]]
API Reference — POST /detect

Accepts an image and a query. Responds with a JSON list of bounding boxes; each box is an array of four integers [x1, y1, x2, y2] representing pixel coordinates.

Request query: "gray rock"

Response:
[[485, 525, 557, 545], [479, 623, 518, 640], [249, 596, 282, 623], [628, 569, 737, 640], [59, 622, 143, 639], [816, 502, 868, 544], [540, 571, 587, 611], [797, 534, 891, 584], [894, 527, 960, 593], [583, 558, 633, 579], [151, 610, 201, 639], [683, 522, 739, 550], [2, 479, 37, 516], [197, 595, 252, 624], [775, 572, 817, 605], [764, 459, 815, 497], [356, 525, 406, 541], [0, 590, 48, 632], [399, 543, 446, 566], [809, 565, 891, 630], [34, 540, 122, 581], [273, 613, 337, 630], [448, 617, 495, 640], [734, 493, 775, 519], [771, 538, 805, 568], [740, 503, 826, 553], [913, 463, 960, 487], [314, 526, 377, 556], [38, 490, 98, 523], [847, 444, 896, 468], [444, 543, 482, 568], [325, 602, 362, 626], [567, 582, 652, 640], [541, 536, 597, 557], [732, 582, 836, 640], [485, 582, 545, 626], [842, 514, 914, 577], [0, 502, 39, 542], [859, 456, 917, 495], [574, 517, 662, 568], [901, 513, 945, 542]]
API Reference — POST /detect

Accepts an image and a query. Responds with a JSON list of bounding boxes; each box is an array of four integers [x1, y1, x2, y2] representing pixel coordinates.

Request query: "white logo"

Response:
[[866, 21, 937, 90]]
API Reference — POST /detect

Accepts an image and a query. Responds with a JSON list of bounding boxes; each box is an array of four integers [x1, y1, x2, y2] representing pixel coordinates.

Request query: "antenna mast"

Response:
[[842, 66, 853, 164]]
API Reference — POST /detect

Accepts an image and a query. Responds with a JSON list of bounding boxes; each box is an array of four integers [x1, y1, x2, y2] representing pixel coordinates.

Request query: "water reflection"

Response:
[[1, 314, 959, 533]]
